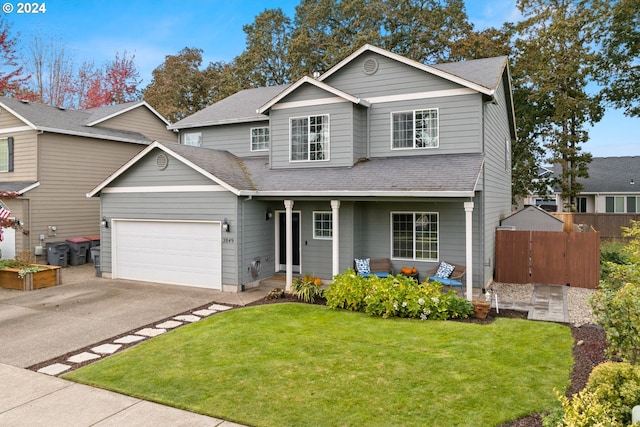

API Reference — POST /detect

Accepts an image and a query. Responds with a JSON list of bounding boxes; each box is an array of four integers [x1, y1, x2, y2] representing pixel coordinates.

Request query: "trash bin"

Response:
[[66, 237, 91, 266], [83, 235, 100, 262], [46, 242, 69, 267], [90, 246, 101, 277]]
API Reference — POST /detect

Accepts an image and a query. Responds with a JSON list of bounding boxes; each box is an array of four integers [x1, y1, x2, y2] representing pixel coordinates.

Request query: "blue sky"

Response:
[[5, 0, 639, 158]]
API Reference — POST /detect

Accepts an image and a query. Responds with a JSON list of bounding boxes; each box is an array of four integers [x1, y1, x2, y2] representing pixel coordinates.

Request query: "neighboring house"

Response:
[[89, 44, 516, 298], [500, 205, 564, 232], [525, 157, 640, 213], [0, 98, 176, 260]]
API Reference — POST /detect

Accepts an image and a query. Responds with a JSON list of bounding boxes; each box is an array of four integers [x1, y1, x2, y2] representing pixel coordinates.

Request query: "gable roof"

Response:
[[0, 97, 155, 145], [319, 44, 508, 97], [89, 141, 484, 198], [168, 85, 290, 130], [84, 100, 170, 127], [257, 76, 370, 114], [552, 156, 640, 193]]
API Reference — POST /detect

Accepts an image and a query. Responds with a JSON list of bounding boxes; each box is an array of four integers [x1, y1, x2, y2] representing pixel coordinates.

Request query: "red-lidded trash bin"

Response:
[[83, 235, 100, 262], [66, 237, 91, 266]]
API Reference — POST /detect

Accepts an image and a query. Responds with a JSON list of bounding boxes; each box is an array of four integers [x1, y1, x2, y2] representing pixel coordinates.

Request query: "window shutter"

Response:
[[8, 137, 13, 172]]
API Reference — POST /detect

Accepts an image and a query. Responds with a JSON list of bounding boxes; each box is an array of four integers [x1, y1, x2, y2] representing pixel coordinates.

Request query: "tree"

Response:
[[77, 51, 141, 109], [597, 0, 640, 117], [143, 47, 216, 123], [0, 17, 31, 97], [234, 8, 292, 87], [514, 0, 605, 211], [25, 35, 75, 107]]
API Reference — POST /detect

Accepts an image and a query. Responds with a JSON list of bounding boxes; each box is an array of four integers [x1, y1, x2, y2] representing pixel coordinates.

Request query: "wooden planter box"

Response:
[[0, 265, 62, 291]]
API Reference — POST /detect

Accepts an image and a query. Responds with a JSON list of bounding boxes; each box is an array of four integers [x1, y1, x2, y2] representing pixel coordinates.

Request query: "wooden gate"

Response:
[[495, 230, 600, 289]]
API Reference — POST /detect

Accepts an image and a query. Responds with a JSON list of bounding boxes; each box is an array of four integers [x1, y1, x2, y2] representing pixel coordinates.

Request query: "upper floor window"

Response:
[[251, 127, 270, 151], [290, 115, 329, 162], [313, 211, 332, 239], [183, 132, 202, 147], [0, 137, 14, 173], [392, 109, 438, 149], [392, 212, 438, 261]]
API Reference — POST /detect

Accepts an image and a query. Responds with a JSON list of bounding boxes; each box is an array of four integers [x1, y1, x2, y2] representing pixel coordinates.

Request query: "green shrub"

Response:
[[291, 275, 324, 303], [550, 362, 640, 427], [325, 269, 473, 320]]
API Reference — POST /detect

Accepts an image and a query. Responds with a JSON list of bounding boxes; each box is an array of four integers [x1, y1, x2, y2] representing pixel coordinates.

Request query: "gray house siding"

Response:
[[480, 80, 513, 287], [98, 106, 177, 143], [323, 51, 460, 98], [237, 199, 277, 286], [269, 102, 356, 169], [353, 105, 368, 162], [367, 94, 483, 158], [193, 122, 270, 158]]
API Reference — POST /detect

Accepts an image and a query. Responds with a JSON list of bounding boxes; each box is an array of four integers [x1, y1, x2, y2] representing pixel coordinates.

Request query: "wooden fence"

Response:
[[495, 230, 600, 289], [554, 213, 640, 240]]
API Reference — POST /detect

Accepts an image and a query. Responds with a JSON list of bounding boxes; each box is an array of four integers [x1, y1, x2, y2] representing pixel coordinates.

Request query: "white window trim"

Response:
[[250, 126, 270, 152], [390, 108, 439, 150], [390, 211, 439, 261], [313, 211, 332, 240], [183, 132, 202, 147], [289, 114, 330, 162]]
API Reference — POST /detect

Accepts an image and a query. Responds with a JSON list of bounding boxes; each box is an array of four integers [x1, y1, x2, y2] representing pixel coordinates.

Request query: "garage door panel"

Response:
[[113, 220, 222, 290]]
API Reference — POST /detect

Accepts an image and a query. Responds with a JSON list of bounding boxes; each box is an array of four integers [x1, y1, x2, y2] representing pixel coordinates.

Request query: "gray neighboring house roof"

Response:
[[168, 85, 291, 130], [0, 97, 156, 144], [501, 205, 564, 232], [90, 142, 484, 198], [552, 156, 640, 193], [431, 56, 509, 93]]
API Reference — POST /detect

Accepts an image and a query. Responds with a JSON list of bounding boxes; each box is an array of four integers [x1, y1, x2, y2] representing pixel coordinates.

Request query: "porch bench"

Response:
[[426, 262, 466, 287], [354, 257, 393, 278]]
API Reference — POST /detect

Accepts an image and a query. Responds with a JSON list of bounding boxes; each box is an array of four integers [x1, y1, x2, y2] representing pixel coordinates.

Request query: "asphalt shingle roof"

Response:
[[162, 143, 484, 195], [431, 56, 509, 92], [552, 156, 640, 193], [0, 98, 153, 144]]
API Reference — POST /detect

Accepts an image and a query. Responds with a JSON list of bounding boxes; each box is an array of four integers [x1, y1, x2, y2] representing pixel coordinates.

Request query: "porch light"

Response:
[[631, 179, 635, 185], [222, 218, 230, 232], [101, 217, 109, 228], [266, 208, 273, 221]]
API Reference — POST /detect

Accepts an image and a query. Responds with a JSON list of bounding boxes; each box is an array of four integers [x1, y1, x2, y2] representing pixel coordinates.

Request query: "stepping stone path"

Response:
[[36, 303, 233, 376]]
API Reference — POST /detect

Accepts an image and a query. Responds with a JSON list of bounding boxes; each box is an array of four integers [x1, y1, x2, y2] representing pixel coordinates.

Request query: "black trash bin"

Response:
[[66, 237, 91, 266], [90, 246, 101, 277], [83, 235, 100, 262], [46, 242, 69, 267]]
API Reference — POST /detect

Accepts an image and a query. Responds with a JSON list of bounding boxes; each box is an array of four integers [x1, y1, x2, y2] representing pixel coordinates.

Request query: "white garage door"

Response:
[[113, 220, 222, 290]]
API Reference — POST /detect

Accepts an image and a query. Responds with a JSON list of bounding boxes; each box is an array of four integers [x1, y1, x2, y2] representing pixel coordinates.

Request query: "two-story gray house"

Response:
[[89, 45, 515, 299]]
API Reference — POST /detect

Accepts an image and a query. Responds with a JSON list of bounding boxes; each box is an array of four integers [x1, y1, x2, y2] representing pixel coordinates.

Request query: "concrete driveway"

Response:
[[0, 264, 261, 368]]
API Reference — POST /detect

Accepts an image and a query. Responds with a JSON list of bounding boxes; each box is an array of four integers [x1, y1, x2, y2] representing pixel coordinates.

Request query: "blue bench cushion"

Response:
[[429, 276, 462, 287], [360, 272, 390, 278]]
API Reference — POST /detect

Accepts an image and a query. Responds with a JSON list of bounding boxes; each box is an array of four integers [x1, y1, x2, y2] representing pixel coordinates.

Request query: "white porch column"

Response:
[[331, 200, 340, 277], [464, 201, 474, 301], [284, 200, 294, 291]]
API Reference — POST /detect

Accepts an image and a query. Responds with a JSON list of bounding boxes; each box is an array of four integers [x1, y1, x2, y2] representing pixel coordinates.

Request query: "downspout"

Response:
[[366, 106, 371, 159]]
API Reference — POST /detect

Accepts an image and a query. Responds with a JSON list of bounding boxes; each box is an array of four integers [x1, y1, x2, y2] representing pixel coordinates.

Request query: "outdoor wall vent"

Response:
[[362, 57, 379, 75], [156, 153, 169, 170]]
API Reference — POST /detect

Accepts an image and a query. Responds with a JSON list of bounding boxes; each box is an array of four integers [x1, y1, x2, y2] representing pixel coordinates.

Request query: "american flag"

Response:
[[0, 205, 10, 220]]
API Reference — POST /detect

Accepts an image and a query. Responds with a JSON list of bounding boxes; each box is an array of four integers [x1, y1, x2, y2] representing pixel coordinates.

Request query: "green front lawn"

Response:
[[64, 304, 573, 427]]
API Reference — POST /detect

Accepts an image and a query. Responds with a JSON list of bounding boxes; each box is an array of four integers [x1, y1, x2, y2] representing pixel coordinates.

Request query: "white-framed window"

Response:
[[391, 212, 438, 261], [575, 197, 587, 213], [313, 211, 332, 239], [605, 196, 625, 213], [251, 127, 270, 151], [0, 137, 13, 173], [628, 196, 640, 213], [290, 114, 329, 161], [183, 132, 202, 147], [391, 108, 438, 149]]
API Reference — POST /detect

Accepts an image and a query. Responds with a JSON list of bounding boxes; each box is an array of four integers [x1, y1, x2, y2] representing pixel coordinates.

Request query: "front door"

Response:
[[277, 211, 300, 273]]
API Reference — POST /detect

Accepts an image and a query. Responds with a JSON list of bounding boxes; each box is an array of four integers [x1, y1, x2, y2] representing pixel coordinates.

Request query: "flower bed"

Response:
[[0, 265, 61, 290]]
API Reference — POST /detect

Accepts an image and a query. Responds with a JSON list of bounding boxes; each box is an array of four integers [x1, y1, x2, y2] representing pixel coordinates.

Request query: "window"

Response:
[[392, 212, 438, 261], [576, 197, 587, 213], [628, 196, 639, 213], [183, 132, 202, 147], [392, 109, 438, 149], [605, 196, 625, 213], [251, 127, 270, 151], [0, 137, 13, 173], [290, 115, 329, 161], [313, 211, 332, 239]]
